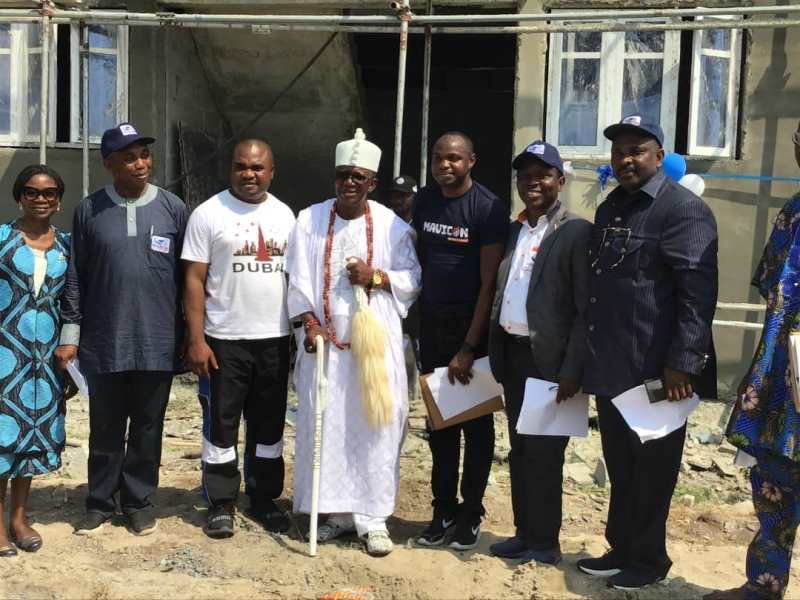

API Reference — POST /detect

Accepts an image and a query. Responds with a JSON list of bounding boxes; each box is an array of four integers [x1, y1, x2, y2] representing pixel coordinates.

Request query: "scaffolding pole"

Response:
[[419, 0, 432, 187], [392, 1, 411, 178], [39, 13, 49, 164], [81, 22, 89, 199], [3, 4, 800, 26]]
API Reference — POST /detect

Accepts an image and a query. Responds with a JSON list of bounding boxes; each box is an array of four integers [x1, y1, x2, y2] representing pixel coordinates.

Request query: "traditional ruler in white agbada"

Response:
[[287, 198, 421, 518]]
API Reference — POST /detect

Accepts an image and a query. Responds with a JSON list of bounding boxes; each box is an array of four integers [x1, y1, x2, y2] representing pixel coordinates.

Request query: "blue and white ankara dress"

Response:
[[0, 221, 70, 478]]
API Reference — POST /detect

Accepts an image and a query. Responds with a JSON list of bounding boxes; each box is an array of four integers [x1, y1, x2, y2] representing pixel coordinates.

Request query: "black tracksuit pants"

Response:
[[86, 371, 173, 516], [199, 336, 290, 510], [420, 315, 494, 520], [596, 395, 686, 578], [501, 333, 569, 550]]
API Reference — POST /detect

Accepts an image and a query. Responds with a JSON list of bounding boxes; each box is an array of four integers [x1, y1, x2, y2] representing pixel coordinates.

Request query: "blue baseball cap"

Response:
[[603, 115, 664, 147], [100, 123, 156, 159], [512, 140, 564, 174]]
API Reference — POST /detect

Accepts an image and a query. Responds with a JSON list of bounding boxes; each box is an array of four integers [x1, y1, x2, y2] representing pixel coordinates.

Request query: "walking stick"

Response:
[[309, 334, 326, 557]]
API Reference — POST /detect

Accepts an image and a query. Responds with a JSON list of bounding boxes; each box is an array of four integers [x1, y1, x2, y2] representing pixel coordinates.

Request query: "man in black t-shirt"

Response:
[[413, 132, 508, 551]]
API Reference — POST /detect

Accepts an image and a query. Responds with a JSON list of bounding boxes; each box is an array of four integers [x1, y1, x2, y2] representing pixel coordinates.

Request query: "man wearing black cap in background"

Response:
[[388, 175, 420, 399], [577, 116, 718, 590], [56, 123, 189, 536], [487, 141, 590, 566]]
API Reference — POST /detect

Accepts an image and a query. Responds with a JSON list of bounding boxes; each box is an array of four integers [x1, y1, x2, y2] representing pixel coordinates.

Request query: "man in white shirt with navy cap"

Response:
[[286, 129, 421, 557]]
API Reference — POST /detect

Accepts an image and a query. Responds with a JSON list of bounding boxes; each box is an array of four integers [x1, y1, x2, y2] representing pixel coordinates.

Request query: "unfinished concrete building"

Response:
[[0, 0, 796, 386]]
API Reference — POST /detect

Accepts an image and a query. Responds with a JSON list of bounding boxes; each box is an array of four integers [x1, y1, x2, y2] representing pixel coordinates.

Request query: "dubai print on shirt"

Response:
[[231, 220, 287, 273]]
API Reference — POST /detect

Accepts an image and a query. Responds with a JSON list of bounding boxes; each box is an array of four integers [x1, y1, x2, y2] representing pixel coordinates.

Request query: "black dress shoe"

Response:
[[519, 546, 562, 565], [490, 536, 529, 558], [0, 544, 17, 557], [577, 551, 626, 577], [608, 568, 666, 590]]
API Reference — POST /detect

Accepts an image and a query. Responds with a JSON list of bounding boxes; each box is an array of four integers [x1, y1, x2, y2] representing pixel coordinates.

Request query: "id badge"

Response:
[[151, 235, 171, 254]]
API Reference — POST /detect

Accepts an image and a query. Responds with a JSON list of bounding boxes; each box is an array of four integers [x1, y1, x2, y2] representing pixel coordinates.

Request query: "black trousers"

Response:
[[420, 314, 493, 519], [86, 371, 173, 516], [199, 336, 290, 509], [502, 334, 568, 550], [596, 395, 686, 578]]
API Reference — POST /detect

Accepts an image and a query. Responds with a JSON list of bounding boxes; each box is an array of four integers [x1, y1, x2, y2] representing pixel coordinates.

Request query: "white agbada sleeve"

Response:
[[385, 223, 421, 320], [286, 209, 317, 319]]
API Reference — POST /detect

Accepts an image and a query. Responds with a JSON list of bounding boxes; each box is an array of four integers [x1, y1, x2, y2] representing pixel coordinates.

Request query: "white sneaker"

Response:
[[364, 529, 393, 557], [317, 515, 356, 542]]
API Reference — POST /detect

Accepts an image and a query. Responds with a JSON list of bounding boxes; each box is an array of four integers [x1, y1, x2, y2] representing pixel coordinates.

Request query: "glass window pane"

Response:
[[625, 31, 664, 53], [89, 25, 116, 50], [0, 55, 9, 133], [702, 29, 730, 51], [27, 52, 41, 136], [562, 31, 601, 53], [88, 54, 117, 138], [697, 55, 729, 148], [558, 58, 600, 146], [27, 23, 41, 48], [0, 24, 10, 49], [622, 59, 664, 125]]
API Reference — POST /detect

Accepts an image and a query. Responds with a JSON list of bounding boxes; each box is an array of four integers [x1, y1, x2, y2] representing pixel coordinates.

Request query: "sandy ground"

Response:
[[2, 375, 800, 600]]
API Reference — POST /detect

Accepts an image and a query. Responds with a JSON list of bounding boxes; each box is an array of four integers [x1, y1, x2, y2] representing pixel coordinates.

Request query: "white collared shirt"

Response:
[[498, 214, 549, 336]]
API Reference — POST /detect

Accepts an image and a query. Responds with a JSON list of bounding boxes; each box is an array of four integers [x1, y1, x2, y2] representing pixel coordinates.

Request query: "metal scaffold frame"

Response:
[[0, 2, 796, 331]]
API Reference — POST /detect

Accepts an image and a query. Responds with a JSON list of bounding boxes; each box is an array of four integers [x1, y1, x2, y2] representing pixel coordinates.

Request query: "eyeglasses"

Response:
[[21, 187, 59, 202], [591, 227, 631, 270], [335, 170, 372, 184]]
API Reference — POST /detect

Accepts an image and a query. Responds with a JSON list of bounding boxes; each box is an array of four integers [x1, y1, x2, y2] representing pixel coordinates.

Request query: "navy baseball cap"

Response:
[[100, 123, 156, 159], [388, 175, 418, 194], [512, 140, 564, 174], [603, 115, 664, 147]]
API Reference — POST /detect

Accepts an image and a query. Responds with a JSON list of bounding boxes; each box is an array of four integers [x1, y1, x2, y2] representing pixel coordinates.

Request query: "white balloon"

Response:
[[678, 173, 705, 197]]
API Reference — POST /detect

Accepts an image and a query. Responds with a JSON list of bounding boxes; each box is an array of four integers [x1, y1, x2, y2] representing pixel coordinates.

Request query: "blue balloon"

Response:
[[663, 153, 687, 182]]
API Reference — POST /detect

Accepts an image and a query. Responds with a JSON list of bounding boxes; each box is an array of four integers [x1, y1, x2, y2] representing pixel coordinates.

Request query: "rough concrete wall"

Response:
[[188, 25, 363, 211], [514, 0, 800, 390], [163, 27, 228, 191]]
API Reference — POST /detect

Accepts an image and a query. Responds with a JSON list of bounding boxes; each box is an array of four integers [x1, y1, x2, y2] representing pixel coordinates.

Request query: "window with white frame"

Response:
[[69, 23, 129, 143], [688, 19, 741, 157], [0, 21, 127, 147], [0, 23, 56, 144], [546, 18, 742, 158]]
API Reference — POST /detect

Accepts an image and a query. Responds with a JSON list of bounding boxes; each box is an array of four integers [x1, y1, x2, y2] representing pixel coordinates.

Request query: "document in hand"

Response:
[[419, 356, 504, 430], [515, 378, 589, 437], [66, 359, 90, 398], [611, 384, 699, 443]]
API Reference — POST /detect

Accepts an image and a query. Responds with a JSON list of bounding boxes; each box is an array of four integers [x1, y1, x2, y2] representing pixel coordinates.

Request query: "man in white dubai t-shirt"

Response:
[[181, 139, 296, 539]]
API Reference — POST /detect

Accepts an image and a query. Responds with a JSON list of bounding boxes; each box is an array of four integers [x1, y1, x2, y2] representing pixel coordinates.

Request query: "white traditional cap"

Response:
[[335, 128, 381, 173]]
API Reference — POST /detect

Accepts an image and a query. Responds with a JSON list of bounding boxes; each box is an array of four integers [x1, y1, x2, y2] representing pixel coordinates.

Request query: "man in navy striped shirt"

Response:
[[578, 116, 718, 591]]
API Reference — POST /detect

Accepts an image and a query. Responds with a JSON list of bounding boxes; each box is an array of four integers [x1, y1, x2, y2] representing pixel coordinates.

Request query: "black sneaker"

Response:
[[127, 509, 157, 536], [74, 512, 111, 536], [448, 518, 480, 551], [204, 505, 235, 539], [577, 551, 626, 577], [250, 500, 291, 534], [415, 513, 457, 547], [608, 568, 665, 590]]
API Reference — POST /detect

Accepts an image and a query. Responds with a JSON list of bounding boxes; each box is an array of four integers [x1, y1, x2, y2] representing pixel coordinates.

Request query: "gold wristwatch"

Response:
[[370, 269, 384, 290]]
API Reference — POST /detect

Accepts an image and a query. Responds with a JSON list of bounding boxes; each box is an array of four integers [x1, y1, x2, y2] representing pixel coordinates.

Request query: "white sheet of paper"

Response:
[[426, 356, 503, 421], [66, 359, 90, 398], [611, 384, 699, 443], [515, 377, 589, 437]]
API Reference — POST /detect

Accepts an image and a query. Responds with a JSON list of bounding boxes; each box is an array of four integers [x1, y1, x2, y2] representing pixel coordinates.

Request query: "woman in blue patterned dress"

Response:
[[706, 129, 800, 600], [0, 165, 70, 558]]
